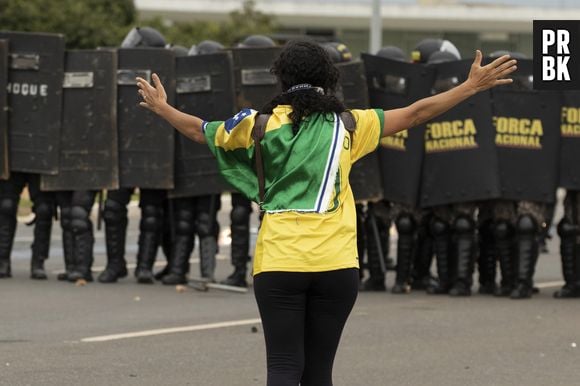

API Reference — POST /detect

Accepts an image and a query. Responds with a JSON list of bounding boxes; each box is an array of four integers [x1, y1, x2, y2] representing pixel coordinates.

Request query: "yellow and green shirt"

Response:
[[203, 105, 383, 275]]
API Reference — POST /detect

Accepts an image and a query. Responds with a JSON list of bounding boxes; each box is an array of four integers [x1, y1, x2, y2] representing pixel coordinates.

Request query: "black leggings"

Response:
[[254, 268, 359, 386]]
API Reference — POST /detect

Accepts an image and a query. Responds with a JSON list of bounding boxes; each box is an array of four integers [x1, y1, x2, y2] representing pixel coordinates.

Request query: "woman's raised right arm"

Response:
[[137, 73, 206, 144]]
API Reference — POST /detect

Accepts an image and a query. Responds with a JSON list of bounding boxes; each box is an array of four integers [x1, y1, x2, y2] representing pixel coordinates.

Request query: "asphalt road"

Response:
[[1, 194, 579, 386]]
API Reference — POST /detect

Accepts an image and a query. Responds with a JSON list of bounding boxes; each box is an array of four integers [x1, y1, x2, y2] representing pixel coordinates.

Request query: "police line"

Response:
[[0, 30, 577, 211]]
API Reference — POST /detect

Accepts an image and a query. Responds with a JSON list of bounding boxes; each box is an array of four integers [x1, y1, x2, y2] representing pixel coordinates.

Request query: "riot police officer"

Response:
[[0, 174, 54, 279], [100, 27, 170, 284]]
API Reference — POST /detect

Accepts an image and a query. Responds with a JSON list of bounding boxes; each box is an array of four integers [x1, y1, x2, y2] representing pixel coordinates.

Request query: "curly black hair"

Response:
[[261, 40, 346, 132]]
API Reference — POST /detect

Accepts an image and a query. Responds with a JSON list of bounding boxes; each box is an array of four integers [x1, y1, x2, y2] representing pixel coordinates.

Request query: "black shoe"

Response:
[[162, 272, 188, 285], [478, 282, 497, 295], [0, 259, 11, 278], [30, 257, 48, 280], [154, 265, 170, 281], [98, 266, 128, 283], [449, 282, 472, 297], [360, 277, 386, 292], [494, 285, 512, 297], [553, 285, 580, 299], [510, 283, 533, 299], [220, 267, 248, 288], [135, 268, 155, 284], [391, 282, 411, 294]]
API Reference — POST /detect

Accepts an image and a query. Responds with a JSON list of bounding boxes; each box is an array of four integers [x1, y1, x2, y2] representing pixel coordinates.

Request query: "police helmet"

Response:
[[121, 27, 166, 48], [321, 42, 352, 63], [169, 44, 189, 57], [189, 40, 225, 56], [376, 45, 406, 62], [238, 35, 276, 48], [412, 38, 461, 63]]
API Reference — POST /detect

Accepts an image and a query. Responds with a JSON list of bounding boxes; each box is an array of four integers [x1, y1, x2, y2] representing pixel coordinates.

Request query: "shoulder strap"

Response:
[[252, 114, 271, 207], [340, 111, 356, 132]]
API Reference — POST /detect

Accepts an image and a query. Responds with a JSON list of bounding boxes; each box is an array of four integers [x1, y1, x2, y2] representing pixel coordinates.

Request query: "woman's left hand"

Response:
[[465, 50, 517, 93], [136, 73, 168, 115]]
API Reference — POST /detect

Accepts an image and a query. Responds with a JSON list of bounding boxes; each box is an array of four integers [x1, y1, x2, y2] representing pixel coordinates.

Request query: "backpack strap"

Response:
[[340, 111, 356, 133], [252, 114, 271, 208]]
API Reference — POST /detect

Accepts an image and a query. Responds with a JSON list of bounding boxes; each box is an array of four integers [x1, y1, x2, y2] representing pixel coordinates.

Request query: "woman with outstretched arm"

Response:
[[137, 41, 516, 386]]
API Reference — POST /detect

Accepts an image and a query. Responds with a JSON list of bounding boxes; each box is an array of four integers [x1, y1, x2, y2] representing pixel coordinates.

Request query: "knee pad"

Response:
[[103, 199, 128, 223], [494, 220, 513, 240], [516, 215, 537, 235], [429, 217, 448, 237], [231, 205, 250, 226], [175, 208, 194, 235], [557, 218, 577, 238], [33, 200, 54, 220], [454, 216, 474, 235], [196, 211, 216, 237], [140, 205, 162, 232], [0, 198, 18, 217], [60, 207, 73, 231], [395, 214, 415, 235], [176, 219, 194, 235], [71, 206, 91, 234]]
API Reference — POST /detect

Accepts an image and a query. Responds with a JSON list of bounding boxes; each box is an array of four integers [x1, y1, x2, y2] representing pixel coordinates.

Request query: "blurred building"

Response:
[[135, 0, 580, 57]]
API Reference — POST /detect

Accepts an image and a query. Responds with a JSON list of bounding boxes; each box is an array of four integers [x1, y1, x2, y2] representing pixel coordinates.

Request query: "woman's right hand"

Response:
[[137, 73, 168, 115]]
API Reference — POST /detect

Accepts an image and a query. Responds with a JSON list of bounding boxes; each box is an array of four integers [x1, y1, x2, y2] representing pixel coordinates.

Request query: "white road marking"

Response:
[[535, 281, 565, 289], [81, 318, 262, 343]]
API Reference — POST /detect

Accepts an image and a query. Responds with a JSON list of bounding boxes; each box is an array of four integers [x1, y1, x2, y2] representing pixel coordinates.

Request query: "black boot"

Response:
[[99, 200, 128, 283], [30, 201, 53, 280], [494, 221, 516, 297], [68, 231, 94, 282], [58, 228, 75, 281], [511, 215, 539, 299], [0, 197, 17, 279], [135, 205, 162, 284], [427, 217, 453, 294], [355, 204, 366, 282], [411, 217, 435, 290], [449, 216, 476, 297], [360, 210, 387, 291], [199, 236, 217, 281], [392, 215, 415, 294], [477, 219, 497, 295], [162, 233, 192, 285], [554, 219, 580, 298], [223, 200, 250, 286]]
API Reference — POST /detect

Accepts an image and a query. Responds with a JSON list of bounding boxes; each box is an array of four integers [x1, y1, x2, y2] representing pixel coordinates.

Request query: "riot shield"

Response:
[[559, 91, 580, 189], [117, 48, 175, 189], [0, 40, 8, 180], [491, 59, 560, 203], [231, 47, 281, 110], [335, 60, 383, 202], [41, 50, 118, 191], [362, 54, 435, 206], [0, 31, 64, 174], [420, 59, 501, 207], [170, 52, 235, 198]]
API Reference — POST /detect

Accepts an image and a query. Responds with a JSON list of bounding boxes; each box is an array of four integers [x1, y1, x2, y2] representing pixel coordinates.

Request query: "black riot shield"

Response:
[[335, 60, 383, 202], [0, 40, 7, 180], [231, 47, 281, 110], [491, 59, 560, 203], [170, 52, 235, 198], [41, 50, 118, 191], [420, 59, 501, 208], [117, 48, 175, 189], [559, 91, 580, 189], [0, 31, 64, 174], [362, 54, 435, 206]]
